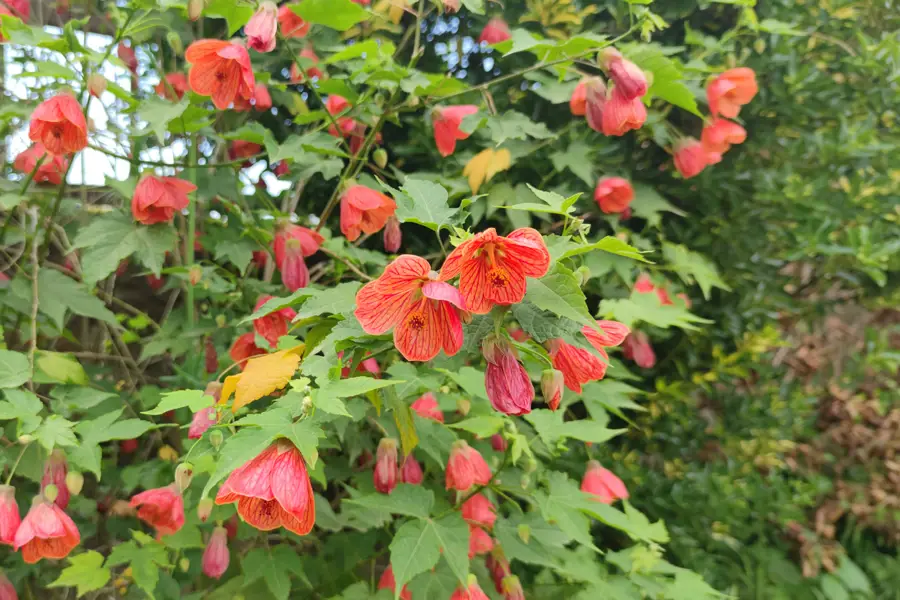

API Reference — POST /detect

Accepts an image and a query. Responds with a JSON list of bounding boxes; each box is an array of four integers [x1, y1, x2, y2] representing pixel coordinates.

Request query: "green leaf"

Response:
[[461, 0, 484, 14], [241, 288, 316, 323], [439, 366, 487, 400], [201, 426, 275, 498], [317, 377, 402, 398], [214, 239, 256, 272], [49, 551, 111, 596], [295, 282, 361, 319], [73, 215, 174, 283], [37, 269, 118, 328], [105, 535, 167, 597], [524, 410, 625, 447], [143, 389, 213, 416], [629, 183, 685, 228], [34, 351, 87, 385], [35, 415, 78, 451], [550, 141, 594, 186], [391, 179, 459, 232], [579, 380, 645, 420], [431, 514, 470, 586], [511, 302, 580, 343], [488, 111, 555, 144], [205, 0, 254, 35], [550, 236, 650, 263], [0, 350, 31, 388], [663, 243, 731, 299], [524, 264, 596, 330], [757, 18, 806, 36], [390, 514, 469, 595], [386, 390, 418, 457], [345, 484, 435, 519], [448, 416, 505, 438], [136, 97, 189, 143], [598, 290, 713, 330], [293, 0, 369, 31], [243, 548, 296, 600], [132, 224, 177, 277], [68, 443, 102, 480], [100, 419, 155, 441], [0, 389, 43, 419], [622, 44, 702, 117]]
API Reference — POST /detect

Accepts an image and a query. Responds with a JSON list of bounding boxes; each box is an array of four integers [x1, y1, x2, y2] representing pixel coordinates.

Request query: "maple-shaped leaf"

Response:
[[463, 148, 512, 193], [220, 347, 304, 412]]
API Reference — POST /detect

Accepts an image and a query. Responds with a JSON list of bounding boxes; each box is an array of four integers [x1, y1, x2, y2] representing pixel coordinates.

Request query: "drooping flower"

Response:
[[229, 332, 266, 369], [0, 485, 20, 546], [202, 526, 230, 579], [28, 94, 87, 155], [482, 335, 533, 416], [2, 0, 29, 19], [155, 73, 190, 100], [186, 39, 256, 110], [598, 86, 646, 136], [0, 571, 15, 600], [582, 320, 630, 350], [634, 273, 654, 293], [290, 48, 323, 81], [478, 17, 511, 44], [325, 94, 350, 117], [117, 42, 138, 73], [245, 2, 277, 53], [622, 331, 655, 368], [383, 216, 402, 253], [547, 339, 607, 393], [446, 441, 491, 491], [707, 67, 758, 119], [490, 434, 507, 452], [13, 144, 68, 185], [486, 548, 511, 594], [432, 105, 478, 157], [234, 84, 272, 111], [130, 484, 185, 536], [440, 227, 549, 315], [278, 4, 309, 38], [673, 137, 711, 179], [87, 73, 106, 97], [583, 76, 607, 132], [214, 439, 315, 535], [273, 224, 324, 291], [468, 524, 494, 558], [339, 351, 380, 378], [252, 295, 297, 347], [599, 48, 648, 100], [228, 140, 262, 164], [131, 174, 196, 225], [501, 575, 526, 600], [374, 438, 399, 495], [400, 455, 423, 485], [340, 185, 397, 242], [13, 497, 80, 563], [540, 368, 564, 411], [41, 450, 69, 510], [378, 565, 412, 600], [411, 393, 444, 422], [570, 79, 587, 116], [594, 177, 634, 214], [581, 460, 629, 503], [451, 577, 491, 600], [462, 493, 496, 530], [355, 255, 466, 362], [188, 406, 217, 440], [701, 118, 747, 155]]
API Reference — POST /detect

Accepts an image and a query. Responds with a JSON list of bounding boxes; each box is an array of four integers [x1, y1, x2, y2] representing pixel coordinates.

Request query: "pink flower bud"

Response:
[[188, 406, 217, 439], [446, 441, 491, 492], [462, 493, 496, 530], [374, 438, 399, 494], [490, 434, 507, 452], [41, 450, 69, 509], [378, 565, 412, 600], [597, 86, 646, 137], [581, 460, 629, 503], [383, 216, 402, 253], [468, 524, 494, 558], [174, 463, 194, 492], [400, 455, 423, 485], [622, 331, 656, 368], [478, 17, 511, 44], [411, 393, 444, 422], [117, 42, 138, 73], [502, 575, 525, 600], [245, 2, 278, 53], [0, 485, 21, 546], [540, 369, 564, 411], [0, 571, 15, 600], [87, 73, 106, 97], [600, 48, 648, 100], [570, 78, 587, 116], [483, 336, 533, 416], [451, 576, 491, 600], [583, 76, 607, 133], [197, 498, 213, 522], [187, 0, 203, 21], [202, 526, 229, 579]]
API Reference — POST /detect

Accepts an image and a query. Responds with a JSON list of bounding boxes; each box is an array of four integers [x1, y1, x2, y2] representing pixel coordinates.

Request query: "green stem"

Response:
[[185, 134, 198, 327], [5, 442, 31, 486]]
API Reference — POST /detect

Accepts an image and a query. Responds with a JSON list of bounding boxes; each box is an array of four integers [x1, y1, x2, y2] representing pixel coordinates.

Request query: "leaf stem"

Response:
[[5, 442, 31, 486]]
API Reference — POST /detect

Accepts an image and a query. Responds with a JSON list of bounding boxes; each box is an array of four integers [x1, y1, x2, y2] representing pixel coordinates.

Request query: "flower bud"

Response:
[[18, 434, 33, 445], [456, 398, 471, 416], [491, 434, 507, 452], [462, 493, 496, 530], [41, 449, 69, 509], [209, 429, 224, 449], [599, 47, 648, 100], [202, 526, 230, 579], [517, 523, 530, 544], [187, 0, 204, 21], [165, 31, 183, 55], [581, 460, 629, 503], [373, 148, 388, 169], [374, 438, 399, 495], [502, 575, 525, 600], [574, 265, 591, 287], [446, 441, 491, 492], [246, 1, 278, 53], [0, 485, 21, 545], [175, 462, 194, 492], [483, 336, 534, 416], [188, 265, 202, 286], [43, 484, 59, 504], [383, 216, 401, 253], [179, 557, 191, 572], [197, 498, 214, 522], [65, 471, 84, 496], [204, 338, 218, 374], [400, 455, 423, 485], [88, 73, 107, 97], [540, 369, 564, 411]]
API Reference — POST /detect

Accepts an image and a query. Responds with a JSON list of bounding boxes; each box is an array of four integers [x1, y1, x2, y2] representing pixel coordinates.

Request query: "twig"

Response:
[[27, 210, 39, 392], [319, 247, 374, 282]]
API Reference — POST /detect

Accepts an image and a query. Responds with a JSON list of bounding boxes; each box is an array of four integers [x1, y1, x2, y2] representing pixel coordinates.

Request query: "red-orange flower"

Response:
[[130, 484, 185, 536], [547, 338, 607, 393], [374, 438, 399, 494], [245, 1, 277, 53], [433, 105, 478, 157], [229, 332, 265, 369], [252, 295, 297, 347], [594, 177, 634, 214], [462, 493, 496, 530], [290, 48, 323, 81], [378, 565, 412, 600], [214, 439, 315, 535], [186, 40, 255, 110], [598, 86, 646, 136], [707, 67, 758, 119], [41, 450, 69, 510], [0, 485, 20, 546], [701, 118, 747, 155], [28, 94, 87, 155], [581, 460, 629, 503], [273, 224, 323, 291], [582, 320, 630, 350], [13, 144, 68, 185], [582, 76, 607, 132], [445, 440, 491, 491], [411, 393, 444, 422], [155, 73, 190, 100], [478, 17, 511, 44], [440, 227, 549, 315], [570, 78, 587, 116], [278, 4, 310, 38], [13, 497, 80, 563], [131, 174, 196, 225], [623, 331, 655, 368], [117, 42, 138, 73], [355, 255, 466, 362], [340, 185, 397, 242], [468, 525, 494, 558], [600, 48, 648, 100], [234, 84, 272, 112], [673, 137, 711, 179]]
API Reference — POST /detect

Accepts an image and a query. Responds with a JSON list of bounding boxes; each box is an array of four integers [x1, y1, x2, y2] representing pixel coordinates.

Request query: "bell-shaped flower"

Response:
[[445, 441, 491, 491], [581, 460, 629, 503]]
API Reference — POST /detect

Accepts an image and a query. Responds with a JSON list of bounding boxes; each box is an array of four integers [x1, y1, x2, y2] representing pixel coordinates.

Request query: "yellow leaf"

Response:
[[223, 346, 304, 413], [463, 148, 512, 194]]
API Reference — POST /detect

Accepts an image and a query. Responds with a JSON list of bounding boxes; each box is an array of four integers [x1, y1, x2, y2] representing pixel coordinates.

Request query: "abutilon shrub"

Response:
[[0, 0, 754, 597]]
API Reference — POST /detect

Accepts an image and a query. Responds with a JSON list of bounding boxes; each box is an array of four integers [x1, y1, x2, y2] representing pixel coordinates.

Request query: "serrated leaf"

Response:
[[35, 415, 78, 451], [37, 270, 118, 328], [214, 239, 255, 272], [34, 351, 87, 385], [630, 184, 685, 228], [73, 215, 174, 283], [221, 348, 303, 412], [293, 0, 369, 31], [622, 44, 702, 117], [317, 377, 402, 398], [511, 302, 580, 343], [136, 97, 189, 143], [144, 389, 213, 415], [295, 282, 361, 319], [391, 179, 459, 232], [525, 264, 596, 330], [448, 416, 505, 438], [204, 0, 254, 34], [345, 484, 435, 519], [49, 551, 111, 596], [663, 243, 730, 299], [488, 111, 555, 144], [390, 514, 469, 596], [0, 350, 31, 388], [597, 290, 713, 330]]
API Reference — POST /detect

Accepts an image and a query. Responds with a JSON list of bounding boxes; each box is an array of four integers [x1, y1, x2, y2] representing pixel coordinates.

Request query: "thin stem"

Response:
[[5, 442, 31, 486], [319, 247, 374, 281], [27, 211, 39, 391], [0, 154, 48, 246], [185, 134, 198, 326], [87, 143, 264, 169]]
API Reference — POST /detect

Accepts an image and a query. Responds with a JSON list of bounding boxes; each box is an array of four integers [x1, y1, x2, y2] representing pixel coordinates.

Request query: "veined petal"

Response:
[[458, 255, 493, 315], [237, 497, 283, 530], [394, 299, 442, 362], [505, 228, 550, 278], [422, 281, 466, 311], [439, 241, 467, 281], [438, 300, 464, 358]]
